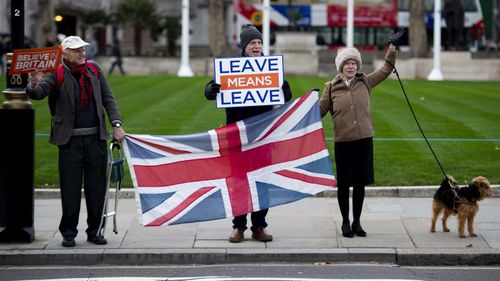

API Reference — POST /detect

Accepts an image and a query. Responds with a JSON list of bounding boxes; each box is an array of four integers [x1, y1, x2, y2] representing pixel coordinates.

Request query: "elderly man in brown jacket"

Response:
[[27, 36, 125, 247], [319, 29, 404, 239]]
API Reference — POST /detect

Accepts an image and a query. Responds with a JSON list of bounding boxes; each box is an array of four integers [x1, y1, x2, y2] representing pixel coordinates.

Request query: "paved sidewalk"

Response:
[[1, 188, 500, 266]]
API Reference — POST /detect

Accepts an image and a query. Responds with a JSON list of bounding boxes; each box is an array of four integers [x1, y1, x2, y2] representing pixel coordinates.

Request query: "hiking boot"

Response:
[[229, 228, 244, 243], [251, 227, 273, 242]]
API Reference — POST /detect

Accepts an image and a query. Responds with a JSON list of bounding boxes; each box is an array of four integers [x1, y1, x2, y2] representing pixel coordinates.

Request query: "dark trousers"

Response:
[[58, 135, 107, 239], [232, 209, 268, 231], [108, 61, 125, 75]]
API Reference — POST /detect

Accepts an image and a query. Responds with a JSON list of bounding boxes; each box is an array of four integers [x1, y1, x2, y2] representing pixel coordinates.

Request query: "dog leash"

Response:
[[386, 60, 448, 179]]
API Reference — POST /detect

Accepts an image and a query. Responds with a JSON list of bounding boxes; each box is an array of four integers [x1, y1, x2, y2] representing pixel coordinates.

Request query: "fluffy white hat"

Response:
[[61, 36, 89, 51], [335, 47, 362, 73]]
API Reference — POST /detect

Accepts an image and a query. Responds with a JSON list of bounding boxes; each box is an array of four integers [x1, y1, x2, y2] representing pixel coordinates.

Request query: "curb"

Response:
[[396, 248, 500, 266], [35, 185, 500, 199], [1, 249, 500, 266]]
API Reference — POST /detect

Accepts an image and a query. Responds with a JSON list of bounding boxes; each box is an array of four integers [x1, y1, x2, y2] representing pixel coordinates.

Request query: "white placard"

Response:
[[214, 55, 284, 108]]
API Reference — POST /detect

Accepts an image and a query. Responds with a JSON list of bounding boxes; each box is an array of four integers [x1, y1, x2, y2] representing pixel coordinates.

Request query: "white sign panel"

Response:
[[214, 55, 284, 108]]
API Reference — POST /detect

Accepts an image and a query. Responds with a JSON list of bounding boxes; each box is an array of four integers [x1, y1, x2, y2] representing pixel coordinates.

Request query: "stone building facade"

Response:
[[0, 0, 218, 56]]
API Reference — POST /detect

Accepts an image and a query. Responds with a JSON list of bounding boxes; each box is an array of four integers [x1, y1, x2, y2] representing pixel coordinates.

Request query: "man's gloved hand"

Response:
[[211, 83, 221, 95], [204, 82, 221, 100], [388, 28, 407, 46], [281, 80, 292, 102]]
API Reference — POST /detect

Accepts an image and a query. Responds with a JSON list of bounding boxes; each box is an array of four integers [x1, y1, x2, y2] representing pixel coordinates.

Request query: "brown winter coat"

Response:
[[319, 48, 396, 142]]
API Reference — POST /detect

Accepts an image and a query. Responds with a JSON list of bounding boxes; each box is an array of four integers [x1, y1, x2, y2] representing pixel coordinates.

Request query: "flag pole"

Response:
[[177, 0, 194, 77], [427, 0, 443, 80], [346, 0, 354, 47], [262, 0, 270, 55]]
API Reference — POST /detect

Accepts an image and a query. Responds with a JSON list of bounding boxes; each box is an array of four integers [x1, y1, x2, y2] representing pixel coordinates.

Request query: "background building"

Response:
[[0, 0, 499, 56]]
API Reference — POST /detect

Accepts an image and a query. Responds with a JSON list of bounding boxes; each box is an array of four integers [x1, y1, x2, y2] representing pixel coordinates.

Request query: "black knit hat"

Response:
[[240, 24, 262, 50]]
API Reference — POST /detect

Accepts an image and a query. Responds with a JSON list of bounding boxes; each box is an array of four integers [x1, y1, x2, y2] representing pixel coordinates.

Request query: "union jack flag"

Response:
[[123, 90, 336, 226]]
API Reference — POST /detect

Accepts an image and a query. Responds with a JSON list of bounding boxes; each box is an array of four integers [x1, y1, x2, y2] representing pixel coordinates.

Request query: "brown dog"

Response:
[[430, 176, 493, 238]]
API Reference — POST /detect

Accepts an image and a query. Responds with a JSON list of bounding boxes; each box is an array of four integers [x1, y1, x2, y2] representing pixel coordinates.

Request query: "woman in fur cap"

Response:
[[319, 29, 405, 238]]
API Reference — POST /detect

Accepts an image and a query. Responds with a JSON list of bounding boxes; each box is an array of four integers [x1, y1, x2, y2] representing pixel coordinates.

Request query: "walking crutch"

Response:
[[97, 141, 124, 237]]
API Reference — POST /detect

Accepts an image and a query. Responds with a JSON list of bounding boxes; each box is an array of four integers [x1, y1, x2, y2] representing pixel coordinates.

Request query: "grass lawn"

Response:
[[1, 75, 498, 187]]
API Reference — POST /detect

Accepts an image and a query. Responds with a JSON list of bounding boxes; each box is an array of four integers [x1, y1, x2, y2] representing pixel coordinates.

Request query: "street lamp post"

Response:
[[0, 0, 35, 243]]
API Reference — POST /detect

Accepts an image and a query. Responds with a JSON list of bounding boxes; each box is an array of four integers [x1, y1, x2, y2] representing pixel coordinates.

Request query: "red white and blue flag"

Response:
[[123, 90, 336, 226]]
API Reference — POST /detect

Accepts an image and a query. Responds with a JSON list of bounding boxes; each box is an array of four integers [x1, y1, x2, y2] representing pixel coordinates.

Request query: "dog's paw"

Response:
[[443, 228, 450, 232], [459, 234, 467, 238], [430, 229, 435, 233], [470, 233, 478, 237]]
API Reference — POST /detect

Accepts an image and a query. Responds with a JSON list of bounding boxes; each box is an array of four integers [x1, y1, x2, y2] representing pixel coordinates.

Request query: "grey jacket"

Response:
[[319, 48, 396, 142], [26, 63, 122, 146]]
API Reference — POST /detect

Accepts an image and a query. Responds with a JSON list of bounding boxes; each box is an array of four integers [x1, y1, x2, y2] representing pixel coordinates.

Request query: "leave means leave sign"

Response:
[[214, 55, 285, 108]]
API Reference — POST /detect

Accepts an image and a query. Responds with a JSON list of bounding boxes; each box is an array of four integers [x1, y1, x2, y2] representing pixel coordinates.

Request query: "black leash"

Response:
[[386, 60, 448, 179]]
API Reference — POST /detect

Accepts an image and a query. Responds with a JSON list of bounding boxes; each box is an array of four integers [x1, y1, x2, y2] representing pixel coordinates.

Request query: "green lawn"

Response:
[[1, 75, 499, 187]]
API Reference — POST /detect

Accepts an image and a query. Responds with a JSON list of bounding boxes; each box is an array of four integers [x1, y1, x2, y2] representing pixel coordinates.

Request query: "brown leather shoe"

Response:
[[251, 227, 273, 242], [229, 228, 244, 243]]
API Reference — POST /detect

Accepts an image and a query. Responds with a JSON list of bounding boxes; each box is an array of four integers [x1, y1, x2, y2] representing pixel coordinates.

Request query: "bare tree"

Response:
[[208, 0, 226, 57], [409, 0, 428, 57]]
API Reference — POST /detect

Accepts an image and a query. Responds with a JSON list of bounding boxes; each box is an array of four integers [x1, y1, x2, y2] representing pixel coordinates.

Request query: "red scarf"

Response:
[[64, 59, 93, 110]]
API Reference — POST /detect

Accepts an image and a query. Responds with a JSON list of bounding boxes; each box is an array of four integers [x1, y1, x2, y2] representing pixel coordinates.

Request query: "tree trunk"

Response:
[[36, 0, 56, 47], [208, 0, 226, 57], [409, 0, 428, 57], [134, 24, 142, 56]]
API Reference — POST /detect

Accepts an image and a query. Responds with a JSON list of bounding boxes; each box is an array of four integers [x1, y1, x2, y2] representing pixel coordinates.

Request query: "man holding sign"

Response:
[[26, 36, 126, 248], [204, 25, 292, 243]]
